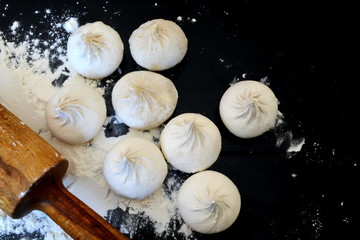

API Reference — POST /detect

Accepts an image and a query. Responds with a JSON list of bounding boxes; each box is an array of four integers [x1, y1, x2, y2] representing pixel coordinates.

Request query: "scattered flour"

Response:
[[275, 111, 305, 158], [0, 210, 70, 240], [10, 21, 19, 34], [63, 18, 79, 33], [176, 15, 197, 24], [287, 138, 305, 153]]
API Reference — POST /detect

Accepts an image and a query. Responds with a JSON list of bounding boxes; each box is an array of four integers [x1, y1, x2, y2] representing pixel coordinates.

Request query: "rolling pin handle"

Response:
[[32, 173, 130, 240]]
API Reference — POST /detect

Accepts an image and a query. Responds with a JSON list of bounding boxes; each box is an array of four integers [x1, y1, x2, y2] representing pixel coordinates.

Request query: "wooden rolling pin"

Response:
[[0, 104, 129, 240]]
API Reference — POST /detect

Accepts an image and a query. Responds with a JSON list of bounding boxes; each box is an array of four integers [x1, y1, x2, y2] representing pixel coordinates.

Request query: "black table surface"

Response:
[[0, 0, 358, 240]]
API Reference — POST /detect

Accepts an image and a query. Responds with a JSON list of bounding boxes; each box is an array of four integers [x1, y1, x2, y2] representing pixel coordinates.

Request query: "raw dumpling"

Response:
[[45, 85, 106, 144], [111, 71, 178, 130], [129, 19, 188, 71], [177, 170, 241, 234], [103, 137, 168, 199], [160, 113, 221, 173], [67, 21, 124, 79], [219, 80, 278, 138]]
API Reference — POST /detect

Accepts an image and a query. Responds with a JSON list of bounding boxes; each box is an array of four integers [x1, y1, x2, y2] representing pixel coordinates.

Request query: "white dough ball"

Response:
[[103, 137, 168, 199], [67, 21, 124, 79], [129, 18, 188, 71], [45, 85, 106, 144], [178, 170, 241, 234], [219, 80, 278, 138], [111, 71, 178, 130], [160, 113, 221, 173]]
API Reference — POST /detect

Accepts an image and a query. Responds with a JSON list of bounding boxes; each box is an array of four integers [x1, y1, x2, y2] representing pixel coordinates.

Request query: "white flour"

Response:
[[0, 210, 69, 240], [0, 14, 195, 240], [275, 111, 306, 159]]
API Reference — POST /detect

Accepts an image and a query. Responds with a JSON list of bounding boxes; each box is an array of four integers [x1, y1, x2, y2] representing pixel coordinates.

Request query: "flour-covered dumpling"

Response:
[[160, 113, 221, 173], [103, 137, 168, 199], [67, 21, 124, 79], [178, 170, 241, 234], [129, 19, 188, 71], [45, 85, 106, 144], [112, 71, 178, 130], [219, 80, 278, 138]]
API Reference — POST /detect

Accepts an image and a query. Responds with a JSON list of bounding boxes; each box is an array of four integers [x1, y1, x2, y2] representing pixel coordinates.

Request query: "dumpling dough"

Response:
[[160, 113, 221, 173], [111, 71, 178, 130], [177, 170, 241, 234], [129, 18, 188, 71], [45, 85, 106, 144], [219, 80, 278, 138], [67, 21, 124, 79], [103, 137, 168, 199]]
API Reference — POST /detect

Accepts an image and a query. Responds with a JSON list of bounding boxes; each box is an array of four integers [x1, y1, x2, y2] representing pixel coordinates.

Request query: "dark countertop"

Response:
[[0, 0, 358, 239]]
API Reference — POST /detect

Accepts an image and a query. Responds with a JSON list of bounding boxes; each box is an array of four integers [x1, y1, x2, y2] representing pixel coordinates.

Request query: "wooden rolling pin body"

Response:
[[0, 104, 129, 240]]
